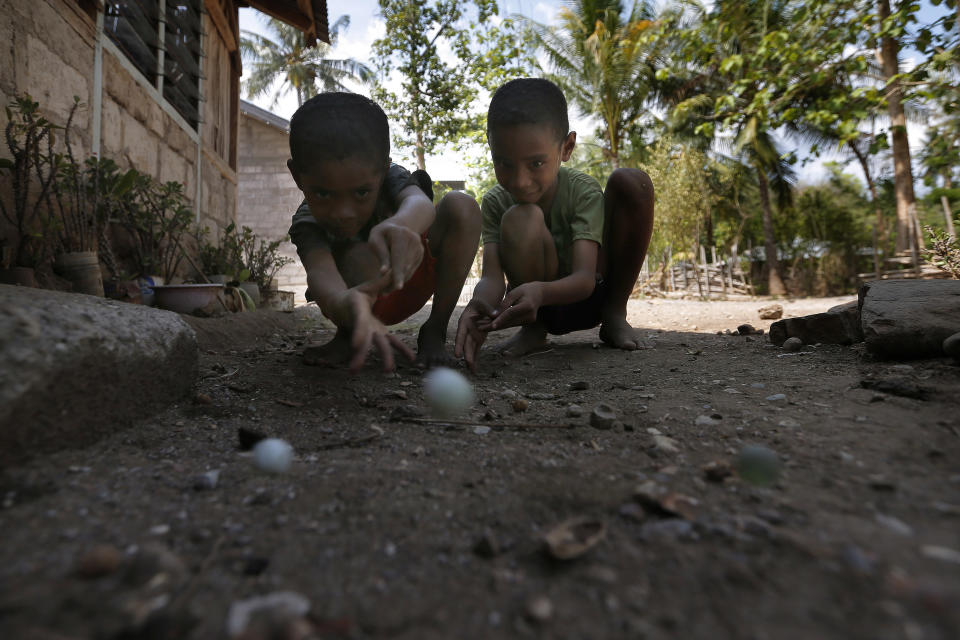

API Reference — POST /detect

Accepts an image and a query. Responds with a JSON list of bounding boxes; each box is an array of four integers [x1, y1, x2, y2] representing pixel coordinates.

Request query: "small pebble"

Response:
[[74, 545, 124, 578], [566, 404, 583, 417], [695, 415, 720, 426], [473, 426, 491, 435], [569, 381, 589, 391], [193, 470, 220, 491], [943, 332, 960, 360], [525, 595, 554, 623], [765, 393, 787, 403], [590, 404, 617, 430], [782, 337, 803, 352], [512, 398, 529, 413]]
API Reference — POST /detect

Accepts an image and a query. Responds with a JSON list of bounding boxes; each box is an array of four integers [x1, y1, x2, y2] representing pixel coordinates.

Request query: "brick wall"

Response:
[[236, 113, 309, 304]]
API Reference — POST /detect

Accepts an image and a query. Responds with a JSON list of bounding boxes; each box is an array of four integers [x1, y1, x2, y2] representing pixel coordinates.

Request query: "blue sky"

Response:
[[239, 1, 953, 184]]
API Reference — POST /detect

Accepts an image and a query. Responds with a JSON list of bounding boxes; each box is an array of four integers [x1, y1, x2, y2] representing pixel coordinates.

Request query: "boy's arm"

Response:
[[368, 185, 435, 291], [301, 246, 415, 370], [490, 239, 598, 329], [455, 243, 506, 370], [301, 246, 354, 326]]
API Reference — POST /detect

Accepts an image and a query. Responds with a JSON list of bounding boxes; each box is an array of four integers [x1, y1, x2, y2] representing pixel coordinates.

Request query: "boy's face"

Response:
[[488, 123, 576, 210], [288, 155, 388, 239]]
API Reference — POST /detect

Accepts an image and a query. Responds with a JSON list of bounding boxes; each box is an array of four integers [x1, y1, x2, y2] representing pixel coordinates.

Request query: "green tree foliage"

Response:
[[372, 0, 498, 171], [525, 0, 661, 169], [240, 16, 372, 108], [638, 138, 711, 268]]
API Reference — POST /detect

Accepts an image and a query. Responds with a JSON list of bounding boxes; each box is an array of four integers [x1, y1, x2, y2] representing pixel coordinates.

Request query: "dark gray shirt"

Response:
[[288, 163, 433, 261]]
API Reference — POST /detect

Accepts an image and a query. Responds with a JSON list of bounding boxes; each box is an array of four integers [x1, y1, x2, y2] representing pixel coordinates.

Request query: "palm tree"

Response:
[[525, 0, 661, 169], [665, 0, 796, 294], [240, 15, 372, 108]]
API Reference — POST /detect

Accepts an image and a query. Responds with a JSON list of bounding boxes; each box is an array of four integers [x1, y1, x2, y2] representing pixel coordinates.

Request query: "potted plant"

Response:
[[0, 94, 61, 286], [239, 226, 294, 306], [196, 222, 250, 284]]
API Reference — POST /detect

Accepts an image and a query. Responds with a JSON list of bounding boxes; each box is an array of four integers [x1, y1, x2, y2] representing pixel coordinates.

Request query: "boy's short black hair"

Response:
[[487, 78, 569, 141], [289, 92, 390, 169]]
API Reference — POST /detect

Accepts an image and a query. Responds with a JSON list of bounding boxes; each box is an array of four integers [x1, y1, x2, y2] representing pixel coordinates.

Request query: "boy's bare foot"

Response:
[[599, 316, 647, 350], [416, 321, 455, 368], [302, 330, 353, 366], [498, 323, 549, 357]]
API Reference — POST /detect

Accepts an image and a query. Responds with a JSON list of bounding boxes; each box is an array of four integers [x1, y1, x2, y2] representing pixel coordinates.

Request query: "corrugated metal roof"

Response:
[[240, 100, 290, 132]]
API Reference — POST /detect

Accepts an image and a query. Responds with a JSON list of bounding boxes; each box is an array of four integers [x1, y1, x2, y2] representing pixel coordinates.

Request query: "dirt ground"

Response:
[[1, 296, 959, 640]]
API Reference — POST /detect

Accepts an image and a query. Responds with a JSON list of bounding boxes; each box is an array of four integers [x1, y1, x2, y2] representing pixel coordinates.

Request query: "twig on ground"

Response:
[[395, 417, 576, 429]]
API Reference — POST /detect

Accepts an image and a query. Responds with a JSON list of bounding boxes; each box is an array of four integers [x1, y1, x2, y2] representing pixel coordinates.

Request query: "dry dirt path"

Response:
[[1, 297, 958, 639]]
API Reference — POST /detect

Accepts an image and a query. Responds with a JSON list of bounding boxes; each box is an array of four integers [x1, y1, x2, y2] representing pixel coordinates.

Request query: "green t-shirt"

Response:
[[480, 167, 604, 276]]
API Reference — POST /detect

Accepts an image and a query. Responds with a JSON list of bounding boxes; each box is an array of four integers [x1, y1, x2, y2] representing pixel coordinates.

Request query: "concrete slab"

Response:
[[0, 285, 198, 464]]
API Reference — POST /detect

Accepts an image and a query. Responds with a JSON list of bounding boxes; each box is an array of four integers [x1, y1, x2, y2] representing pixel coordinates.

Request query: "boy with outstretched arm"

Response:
[[455, 78, 654, 371], [287, 92, 480, 371]]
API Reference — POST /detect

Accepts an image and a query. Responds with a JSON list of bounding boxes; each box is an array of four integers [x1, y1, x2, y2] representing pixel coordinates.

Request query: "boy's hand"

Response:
[[490, 283, 544, 330], [368, 222, 424, 292], [338, 272, 416, 372], [455, 298, 497, 371]]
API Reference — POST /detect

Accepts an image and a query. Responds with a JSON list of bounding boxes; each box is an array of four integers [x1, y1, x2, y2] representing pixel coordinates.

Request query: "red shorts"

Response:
[[371, 235, 436, 326]]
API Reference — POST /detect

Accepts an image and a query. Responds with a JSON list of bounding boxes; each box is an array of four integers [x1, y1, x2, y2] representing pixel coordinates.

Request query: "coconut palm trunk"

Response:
[[877, 0, 920, 256], [755, 166, 787, 295]]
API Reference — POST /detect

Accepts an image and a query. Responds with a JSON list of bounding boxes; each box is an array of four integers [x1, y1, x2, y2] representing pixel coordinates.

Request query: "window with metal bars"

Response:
[[103, 1, 203, 129]]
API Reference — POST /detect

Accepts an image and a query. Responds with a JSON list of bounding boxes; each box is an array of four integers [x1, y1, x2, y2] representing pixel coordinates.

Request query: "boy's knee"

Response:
[[438, 191, 481, 233], [500, 204, 546, 243], [607, 168, 653, 201]]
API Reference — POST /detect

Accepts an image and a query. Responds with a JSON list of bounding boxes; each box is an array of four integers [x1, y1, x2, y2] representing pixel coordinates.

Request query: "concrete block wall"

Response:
[[237, 114, 309, 304]]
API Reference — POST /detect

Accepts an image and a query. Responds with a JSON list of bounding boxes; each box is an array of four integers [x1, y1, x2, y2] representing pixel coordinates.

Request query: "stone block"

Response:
[[859, 280, 960, 359], [768, 299, 861, 346], [100, 98, 124, 157], [158, 144, 188, 186], [0, 284, 197, 463], [26, 34, 90, 125], [123, 115, 158, 176]]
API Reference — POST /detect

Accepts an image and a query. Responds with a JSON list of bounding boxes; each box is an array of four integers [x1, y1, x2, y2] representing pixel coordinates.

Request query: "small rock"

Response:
[[778, 418, 800, 429], [875, 513, 914, 537], [765, 393, 787, 403], [652, 434, 680, 454], [841, 544, 876, 573], [149, 524, 170, 536], [943, 332, 960, 360], [695, 414, 720, 426], [500, 389, 518, 400], [473, 530, 504, 558], [782, 337, 804, 352], [638, 519, 696, 541], [566, 404, 583, 417], [473, 426, 491, 435], [74, 544, 124, 579], [920, 545, 960, 564], [590, 404, 618, 430], [702, 460, 733, 483], [194, 393, 213, 405], [525, 595, 554, 623], [226, 591, 311, 638], [569, 381, 589, 391], [125, 543, 188, 587], [193, 470, 220, 491], [737, 324, 759, 335], [512, 398, 529, 413], [758, 304, 784, 320], [750, 382, 766, 389]]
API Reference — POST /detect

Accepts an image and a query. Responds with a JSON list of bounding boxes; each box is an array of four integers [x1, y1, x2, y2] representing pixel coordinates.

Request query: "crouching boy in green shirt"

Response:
[[455, 78, 654, 370]]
